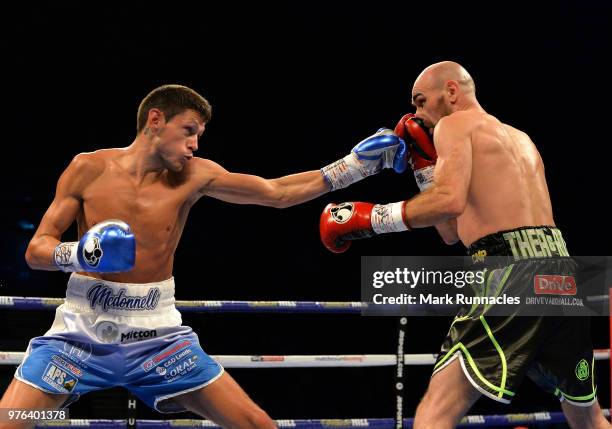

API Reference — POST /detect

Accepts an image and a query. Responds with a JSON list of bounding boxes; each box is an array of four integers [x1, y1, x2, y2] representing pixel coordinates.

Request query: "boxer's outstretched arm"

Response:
[[196, 158, 330, 208], [318, 116, 471, 253], [25, 154, 99, 270]]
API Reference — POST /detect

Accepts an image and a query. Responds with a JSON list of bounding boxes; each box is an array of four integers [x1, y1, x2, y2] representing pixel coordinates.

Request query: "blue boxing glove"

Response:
[[321, 128, 407, 191], [54, 219, 136, 273]]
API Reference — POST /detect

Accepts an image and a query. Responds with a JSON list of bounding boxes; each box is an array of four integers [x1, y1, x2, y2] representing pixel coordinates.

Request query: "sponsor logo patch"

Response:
[[121, 329, 157, 342], [575, 359, 589, 381], [534, 275, 577, 295], [142, 340, 191, 372], [96, 321, 120, 343], [42, 362, 79, 393], [61, 341, 92, 365], [164, 356, 199, 383], [51, 355, 83, 377]]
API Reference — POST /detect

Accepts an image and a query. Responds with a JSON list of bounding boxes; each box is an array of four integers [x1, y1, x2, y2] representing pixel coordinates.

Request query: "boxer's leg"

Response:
[[414, 359, 480, 429], [0, 378, 68, 429], [562, 401, 611, 429], [171, 371, 276, 429]]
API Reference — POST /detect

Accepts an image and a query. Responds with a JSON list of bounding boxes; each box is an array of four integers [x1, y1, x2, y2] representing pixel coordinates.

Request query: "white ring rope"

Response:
[[0, 351, 609, 367]]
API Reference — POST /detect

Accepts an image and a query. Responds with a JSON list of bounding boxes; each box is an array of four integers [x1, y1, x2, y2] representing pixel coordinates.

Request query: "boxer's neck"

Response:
[[119, 138, 166, 185]]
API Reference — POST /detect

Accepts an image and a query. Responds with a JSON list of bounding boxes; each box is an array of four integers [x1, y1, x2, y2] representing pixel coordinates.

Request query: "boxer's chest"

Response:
[[79, 169, 195, 237]]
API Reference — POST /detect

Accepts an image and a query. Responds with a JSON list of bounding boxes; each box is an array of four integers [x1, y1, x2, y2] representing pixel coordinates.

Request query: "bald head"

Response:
[[410, 61, 481, 126], [414, 61, 475, 95]]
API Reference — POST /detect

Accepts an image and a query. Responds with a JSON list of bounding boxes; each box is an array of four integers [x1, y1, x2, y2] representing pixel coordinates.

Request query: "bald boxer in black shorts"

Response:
[[320, 62, 611, 429]]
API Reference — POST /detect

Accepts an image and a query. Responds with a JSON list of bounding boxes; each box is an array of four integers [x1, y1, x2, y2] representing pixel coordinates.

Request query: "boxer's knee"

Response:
[[242, 407, 277, 429], [414, 388, 455, 429], [562, 400, 611, 429], [414, 359, 480, 429]]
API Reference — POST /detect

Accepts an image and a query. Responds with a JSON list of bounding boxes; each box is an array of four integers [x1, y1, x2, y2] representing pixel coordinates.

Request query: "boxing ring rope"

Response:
[[1, 351, 610, 368], [27, 409, 612, 429], [1, 295, 610, 428], [0, 297, 365, 313]]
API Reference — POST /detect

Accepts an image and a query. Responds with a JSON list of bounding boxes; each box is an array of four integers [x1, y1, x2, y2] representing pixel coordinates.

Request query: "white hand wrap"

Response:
[[321, 153, 370, 191], [371, 202, 410, 234], [54, 241, 84, 272], [414, 166, 435, 191]]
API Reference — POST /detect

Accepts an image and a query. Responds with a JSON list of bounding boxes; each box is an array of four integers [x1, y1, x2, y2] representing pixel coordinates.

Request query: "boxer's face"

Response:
[[411, 90, 447, 129], [411, 73, 452, 129], [154, 110, 205, 172]]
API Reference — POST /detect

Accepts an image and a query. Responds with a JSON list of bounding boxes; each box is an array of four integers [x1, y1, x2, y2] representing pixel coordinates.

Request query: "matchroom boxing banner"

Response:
[[360, 256, 612, 317]]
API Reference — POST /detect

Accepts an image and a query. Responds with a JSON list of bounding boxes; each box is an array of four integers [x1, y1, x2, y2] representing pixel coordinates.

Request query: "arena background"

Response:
[[1, 3, 611, 427]]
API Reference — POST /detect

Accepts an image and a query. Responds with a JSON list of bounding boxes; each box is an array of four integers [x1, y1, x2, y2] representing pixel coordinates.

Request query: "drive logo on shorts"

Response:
[[533, 275, 577, 295], [42, 362, 79, 393]]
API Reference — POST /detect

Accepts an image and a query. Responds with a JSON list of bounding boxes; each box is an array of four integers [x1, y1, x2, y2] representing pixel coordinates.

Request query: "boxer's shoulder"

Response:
[[434, 112, 477, 146], [164, 157, 225, 195], [186, 157, 227, 183], [70, 149, 118, 173], [63, 150, 117, 191]]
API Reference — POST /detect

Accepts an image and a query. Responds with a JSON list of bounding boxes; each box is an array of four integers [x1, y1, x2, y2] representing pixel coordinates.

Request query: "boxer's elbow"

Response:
[[434, 221, 460, 246], [24, 237, 51, 270], [270, 198, 292, 209], [435, 188, 466, 218], [264, 181, 293, 208], [25, 240, 40, 269], [437, 226, 460, 245], [442, 234, 460, 246], [445, 198, 465, 218]]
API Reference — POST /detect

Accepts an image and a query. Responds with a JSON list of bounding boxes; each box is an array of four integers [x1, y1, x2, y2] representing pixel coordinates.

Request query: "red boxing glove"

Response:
[[394, 113, 437, 191], [320, 201, 409, 253]]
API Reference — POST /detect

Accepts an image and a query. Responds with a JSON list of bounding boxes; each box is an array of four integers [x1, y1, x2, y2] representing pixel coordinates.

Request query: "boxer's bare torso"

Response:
[[25, 109, 329, 284], [73, 149, 208, 283], [435, 109, 555, 246]]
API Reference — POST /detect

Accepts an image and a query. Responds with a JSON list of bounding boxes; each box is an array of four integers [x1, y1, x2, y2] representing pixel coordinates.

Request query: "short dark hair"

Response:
[[137, 84, 212, 133]]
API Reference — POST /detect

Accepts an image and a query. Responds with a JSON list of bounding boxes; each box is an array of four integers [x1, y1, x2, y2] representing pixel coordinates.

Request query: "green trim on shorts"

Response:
[[451, 265, 514, 327], [483, 265, 514, 314], [435, 265, 517, 399], [555, 355, 597, 402], [479, 315, 508, 398], [556, 387, 597, 402], [460, 268, 492, 320], [433, 342, 515, 397]]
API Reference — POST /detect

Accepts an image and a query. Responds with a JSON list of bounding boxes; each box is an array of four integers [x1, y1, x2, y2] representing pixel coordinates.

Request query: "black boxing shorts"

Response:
[[432, 226, 598, 406]]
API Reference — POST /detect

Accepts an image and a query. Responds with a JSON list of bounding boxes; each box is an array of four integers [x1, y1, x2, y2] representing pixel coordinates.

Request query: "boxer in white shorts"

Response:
[[0, 84, 408, 429]]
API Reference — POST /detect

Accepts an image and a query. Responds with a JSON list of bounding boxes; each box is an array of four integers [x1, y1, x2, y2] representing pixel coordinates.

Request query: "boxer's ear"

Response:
[[147, 108, 165, 131], [445, 81, 460, 104]]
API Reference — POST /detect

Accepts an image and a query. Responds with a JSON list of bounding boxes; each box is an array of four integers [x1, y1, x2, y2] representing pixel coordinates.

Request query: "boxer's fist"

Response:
[[352, 128, 407, 174], [395, 113, 437, 191], [321, 129, 406, 191], [320, 201, 409, 253], [54, 220, 136, 273], [320, 202, 376, 253]]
